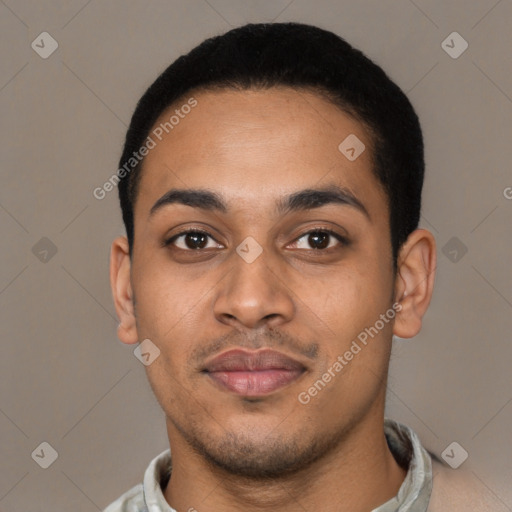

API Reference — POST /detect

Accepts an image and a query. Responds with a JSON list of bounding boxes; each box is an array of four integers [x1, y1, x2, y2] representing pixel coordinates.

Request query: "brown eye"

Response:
[[165, 230, 222, 251], [308, 231, 330, 249], [182, 232, 208, 249], [292, 229, 347, 250]]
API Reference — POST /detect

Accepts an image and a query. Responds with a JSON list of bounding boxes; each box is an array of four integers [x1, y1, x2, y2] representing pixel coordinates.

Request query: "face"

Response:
[[120, 87, 400, 477]]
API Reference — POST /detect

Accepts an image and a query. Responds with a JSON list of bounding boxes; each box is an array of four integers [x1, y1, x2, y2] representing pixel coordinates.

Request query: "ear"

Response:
[[110, 236, 139, 344], [393, 229, 437, 339]]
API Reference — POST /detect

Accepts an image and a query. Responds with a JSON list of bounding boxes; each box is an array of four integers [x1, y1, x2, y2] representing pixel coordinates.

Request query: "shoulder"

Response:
[[103, 483, 147, 512], [428, 458, 508, 512]]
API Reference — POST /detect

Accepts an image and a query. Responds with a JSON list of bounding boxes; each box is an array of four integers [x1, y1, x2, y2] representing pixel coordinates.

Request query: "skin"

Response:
[[110, 87, 436, 512]]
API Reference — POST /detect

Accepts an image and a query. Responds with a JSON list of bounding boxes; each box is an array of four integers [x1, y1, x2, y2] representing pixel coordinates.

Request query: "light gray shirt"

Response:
[[103, 418, 433, 512]]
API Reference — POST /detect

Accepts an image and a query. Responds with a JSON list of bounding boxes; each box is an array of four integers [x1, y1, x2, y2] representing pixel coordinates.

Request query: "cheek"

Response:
[[304, 255, 394, 379], [132, 256, 201, 333], [314, 264, 387, 330], [131, 254, 222, 377], [297, 268, 393, 424]]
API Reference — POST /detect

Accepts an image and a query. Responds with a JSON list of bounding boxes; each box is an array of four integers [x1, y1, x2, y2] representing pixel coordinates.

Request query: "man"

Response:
[[105, 22, 491, 512]]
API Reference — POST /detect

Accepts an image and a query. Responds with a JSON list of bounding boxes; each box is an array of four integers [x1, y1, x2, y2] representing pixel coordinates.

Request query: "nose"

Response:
[[213, 248, 295, 330]]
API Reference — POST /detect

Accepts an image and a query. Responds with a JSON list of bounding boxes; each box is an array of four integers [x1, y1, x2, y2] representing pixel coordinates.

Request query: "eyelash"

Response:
[[163, 227, 349, 252]]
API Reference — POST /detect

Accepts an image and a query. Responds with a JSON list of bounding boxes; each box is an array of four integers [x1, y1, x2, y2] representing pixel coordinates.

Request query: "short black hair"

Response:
[[117, 22, 424, 269]]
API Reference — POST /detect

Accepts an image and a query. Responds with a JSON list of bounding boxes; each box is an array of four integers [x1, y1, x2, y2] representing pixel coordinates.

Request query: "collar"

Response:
[[374, 418, 433, 511]]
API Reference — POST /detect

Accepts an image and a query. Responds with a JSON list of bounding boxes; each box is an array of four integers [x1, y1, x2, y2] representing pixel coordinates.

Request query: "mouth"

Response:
[[202, 348, 307, 397]]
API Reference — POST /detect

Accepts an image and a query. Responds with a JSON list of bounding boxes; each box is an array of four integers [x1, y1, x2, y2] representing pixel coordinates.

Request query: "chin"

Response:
[[181, 420, 343, 480]]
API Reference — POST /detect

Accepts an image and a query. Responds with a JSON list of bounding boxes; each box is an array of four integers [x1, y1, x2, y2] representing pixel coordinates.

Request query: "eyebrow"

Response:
[[149, 184, 370, 220]]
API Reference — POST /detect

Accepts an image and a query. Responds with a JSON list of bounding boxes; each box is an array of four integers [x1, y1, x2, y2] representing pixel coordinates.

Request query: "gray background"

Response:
[[1, 0, 511, 510]]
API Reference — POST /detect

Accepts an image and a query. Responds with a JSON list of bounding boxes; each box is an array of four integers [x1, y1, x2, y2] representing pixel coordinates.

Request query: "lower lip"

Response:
[[207, 369, 304, 396]]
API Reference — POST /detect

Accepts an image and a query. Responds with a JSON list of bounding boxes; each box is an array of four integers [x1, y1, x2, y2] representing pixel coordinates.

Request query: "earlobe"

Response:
[[110, 236, 139, 344], [393, 229, 437, 339]]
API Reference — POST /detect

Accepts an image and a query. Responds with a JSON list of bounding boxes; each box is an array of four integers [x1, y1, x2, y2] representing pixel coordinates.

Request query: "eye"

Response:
[[165, 229, 223, 251], [164, 227, 348, 253], [291, 229, 348, 251]]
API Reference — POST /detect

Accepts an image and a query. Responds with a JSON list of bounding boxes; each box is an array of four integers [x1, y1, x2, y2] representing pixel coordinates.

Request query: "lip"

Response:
[[203, 349, 306, 397]]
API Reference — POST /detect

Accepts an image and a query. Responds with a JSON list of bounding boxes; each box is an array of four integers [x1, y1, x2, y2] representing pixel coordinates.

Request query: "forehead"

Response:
[[135, 87, 386, 219]]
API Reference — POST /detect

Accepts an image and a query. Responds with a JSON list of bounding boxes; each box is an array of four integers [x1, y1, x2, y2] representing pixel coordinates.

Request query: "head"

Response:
[[110, 22, 436, 479]]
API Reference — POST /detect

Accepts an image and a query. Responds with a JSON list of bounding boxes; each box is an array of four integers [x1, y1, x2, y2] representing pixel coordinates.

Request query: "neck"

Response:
[[163, 410, 407, 512]]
